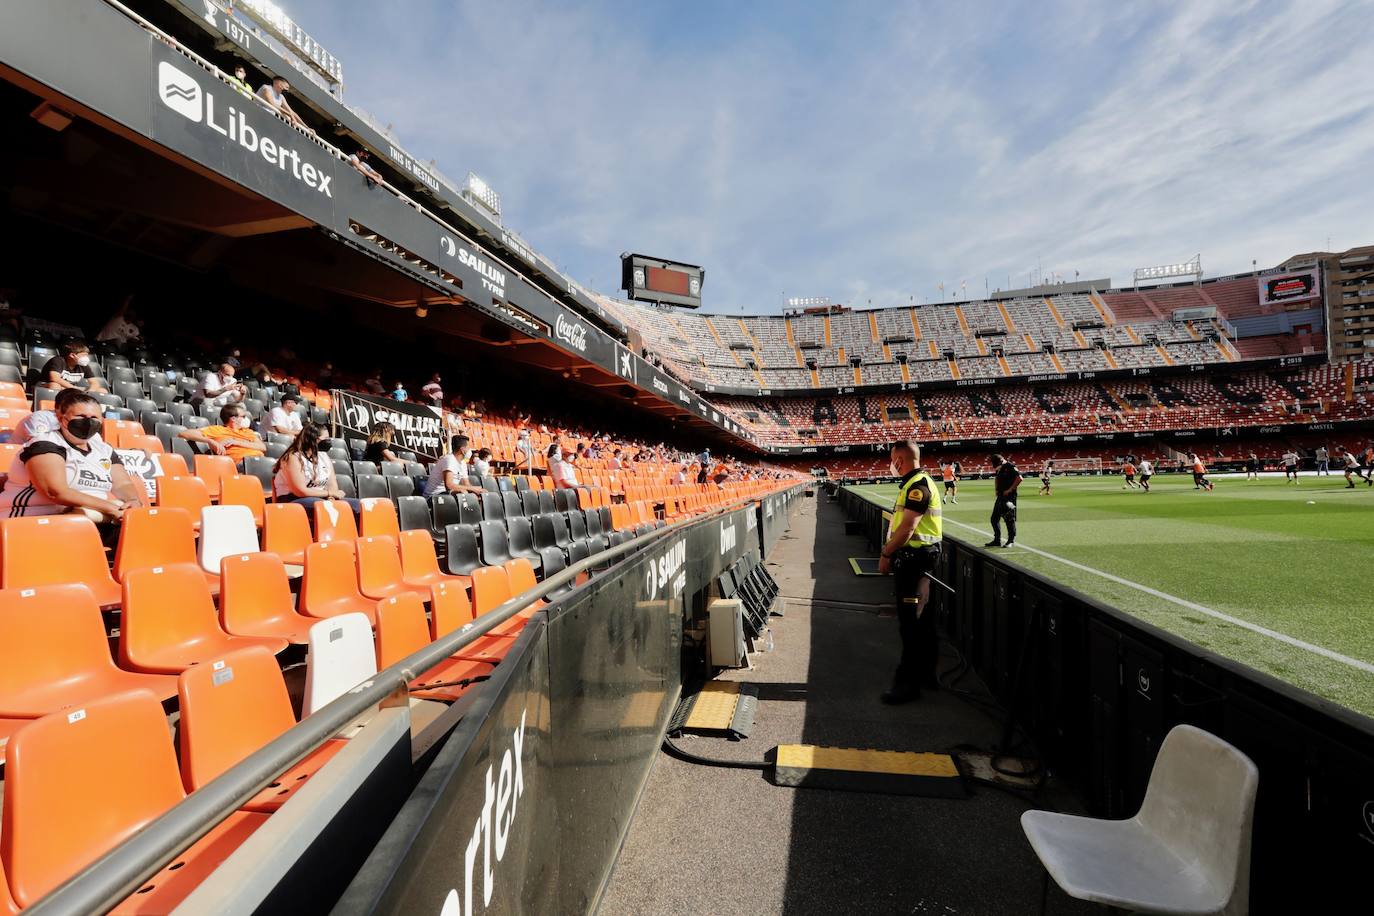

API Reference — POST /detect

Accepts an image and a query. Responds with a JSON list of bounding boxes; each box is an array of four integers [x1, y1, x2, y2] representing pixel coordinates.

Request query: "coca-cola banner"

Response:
[[331, 389, 447, 460]]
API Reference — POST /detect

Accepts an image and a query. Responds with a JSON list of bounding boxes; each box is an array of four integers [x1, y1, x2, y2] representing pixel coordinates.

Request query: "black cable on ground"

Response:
[[933, 642, 1050, 796], [661, 734, 770, 770]]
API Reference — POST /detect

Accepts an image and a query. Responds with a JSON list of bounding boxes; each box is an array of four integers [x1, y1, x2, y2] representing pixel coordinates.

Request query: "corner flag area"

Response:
[[847, 474, 1374, 717]]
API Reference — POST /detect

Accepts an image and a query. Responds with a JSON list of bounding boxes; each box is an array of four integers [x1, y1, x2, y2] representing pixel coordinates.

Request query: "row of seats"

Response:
[[0, 552, 547, 911]]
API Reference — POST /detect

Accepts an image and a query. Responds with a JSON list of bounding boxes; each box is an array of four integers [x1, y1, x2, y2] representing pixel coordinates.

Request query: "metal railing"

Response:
[[24, 490, 787, 915]]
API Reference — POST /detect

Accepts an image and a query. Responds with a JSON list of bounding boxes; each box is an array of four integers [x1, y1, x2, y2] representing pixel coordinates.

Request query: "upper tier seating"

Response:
[[599, 277, 1275, 394]]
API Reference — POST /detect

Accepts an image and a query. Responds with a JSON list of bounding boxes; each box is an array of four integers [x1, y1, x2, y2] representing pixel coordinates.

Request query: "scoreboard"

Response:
[[621, 253, 704, 308]]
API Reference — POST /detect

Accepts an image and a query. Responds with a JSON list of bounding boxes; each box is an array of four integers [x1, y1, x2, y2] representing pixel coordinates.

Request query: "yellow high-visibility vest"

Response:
[[889, 470, 943, 546]]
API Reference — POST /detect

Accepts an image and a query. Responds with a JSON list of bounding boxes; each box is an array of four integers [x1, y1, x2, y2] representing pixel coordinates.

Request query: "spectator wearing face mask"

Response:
[[42, 341, 104, 391], [424, 435, 484, 496], [196, 362, 247, 408], [548, 443, 578, 489], [11, 387, 89, 445], [178, 404, 265, 461], [272, 422, 360, 515], [0, 391, 144, 523]]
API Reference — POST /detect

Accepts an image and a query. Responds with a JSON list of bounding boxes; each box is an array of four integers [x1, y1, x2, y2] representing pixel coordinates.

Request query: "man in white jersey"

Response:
[[1281, 450, 1300, 484], [1138, 457, 1154, 493]]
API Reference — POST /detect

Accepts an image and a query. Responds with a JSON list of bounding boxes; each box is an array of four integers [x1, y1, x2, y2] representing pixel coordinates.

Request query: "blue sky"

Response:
[[286, 0, 1374, 313]]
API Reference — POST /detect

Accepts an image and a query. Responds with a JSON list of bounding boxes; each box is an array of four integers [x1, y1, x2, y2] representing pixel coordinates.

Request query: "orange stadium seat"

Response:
[[156, 474, 211, 524], [472, 564, 537, 638], [177, 646, 345, 812], [356, 535, 427, 602], [300, 541, 377, 624], [0, 690, 266, 911], [358, 497, 401, 539], [263, 502, 312, 565], [0, 584, 177, 718], [193, 454, 237, 500], [429, 580, 473, 640], [219, 552, 315, 644], [119, 564, 287, 674], [0, 515, 122, 608], [157, 452, 192, 478], [220, 474, 266, 527], [312, 499, 359, 543], [114, 506, 219, 594], [398, 529, 469, 592], [374, 593, 494, 702]]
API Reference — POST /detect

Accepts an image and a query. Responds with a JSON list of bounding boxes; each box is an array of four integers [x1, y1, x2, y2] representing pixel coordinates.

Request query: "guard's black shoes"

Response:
[[881, 685, 921, 705], [1003, 540, 1015, 548], [984, 539, 1001, 548]]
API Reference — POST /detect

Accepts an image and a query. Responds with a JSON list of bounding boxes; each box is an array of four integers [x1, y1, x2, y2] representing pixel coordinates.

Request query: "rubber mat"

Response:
[[770, 744, 966, 798]]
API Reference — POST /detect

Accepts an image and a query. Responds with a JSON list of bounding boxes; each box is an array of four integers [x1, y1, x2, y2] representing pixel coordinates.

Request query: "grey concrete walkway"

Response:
[[599, 491, 1094, 916]]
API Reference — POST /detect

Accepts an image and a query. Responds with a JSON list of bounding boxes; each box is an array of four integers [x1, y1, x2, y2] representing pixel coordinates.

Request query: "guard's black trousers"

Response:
[[990, 498, 1017, 543], [893, 546, 940, 688]]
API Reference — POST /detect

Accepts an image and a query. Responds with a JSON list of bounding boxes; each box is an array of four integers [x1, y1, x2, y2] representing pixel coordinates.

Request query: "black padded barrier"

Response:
[[835, 483, 1374, 914]]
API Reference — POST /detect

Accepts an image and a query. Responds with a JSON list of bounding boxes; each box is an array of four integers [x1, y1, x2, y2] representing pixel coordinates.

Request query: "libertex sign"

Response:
[[151, 57, 338, 223]]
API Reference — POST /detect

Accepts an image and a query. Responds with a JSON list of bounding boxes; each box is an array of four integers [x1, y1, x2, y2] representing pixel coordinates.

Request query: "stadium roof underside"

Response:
[[0, 60, 732, 439]]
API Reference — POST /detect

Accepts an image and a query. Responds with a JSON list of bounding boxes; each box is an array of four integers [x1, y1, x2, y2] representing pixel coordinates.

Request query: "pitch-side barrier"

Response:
[[835, 482, 1374, 914]]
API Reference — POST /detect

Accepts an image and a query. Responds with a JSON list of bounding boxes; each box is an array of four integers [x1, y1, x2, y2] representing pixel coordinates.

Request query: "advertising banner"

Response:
[[358, 624, 556, 915], [148, 45, 340, 229], [331, 389, 446, 459], [114, 448, 167, 500]]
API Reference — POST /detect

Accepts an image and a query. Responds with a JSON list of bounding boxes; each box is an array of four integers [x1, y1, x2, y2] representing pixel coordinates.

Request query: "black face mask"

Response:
[[66, 416, 101, 440]]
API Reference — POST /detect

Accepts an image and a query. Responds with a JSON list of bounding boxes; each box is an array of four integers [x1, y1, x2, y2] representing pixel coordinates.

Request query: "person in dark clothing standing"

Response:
[[986, 454, 1022, 548]]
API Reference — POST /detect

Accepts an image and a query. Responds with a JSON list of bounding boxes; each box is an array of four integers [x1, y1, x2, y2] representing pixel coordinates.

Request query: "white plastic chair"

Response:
[[1022, 724, 1258, 915], [198, 504, 260, 574], [302, 613, 377, 716]]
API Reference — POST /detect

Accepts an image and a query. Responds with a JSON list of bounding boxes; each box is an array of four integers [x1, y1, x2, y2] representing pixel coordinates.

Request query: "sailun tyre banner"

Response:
[[331, 389, 447, 460]]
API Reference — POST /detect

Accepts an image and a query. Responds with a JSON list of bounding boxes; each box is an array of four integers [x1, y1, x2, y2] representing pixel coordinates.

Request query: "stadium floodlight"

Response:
[[1133, 254, 1202, 288], [227, 0, 343, 86], [786, 297, 831, 309], [463, 171, 501, 220]]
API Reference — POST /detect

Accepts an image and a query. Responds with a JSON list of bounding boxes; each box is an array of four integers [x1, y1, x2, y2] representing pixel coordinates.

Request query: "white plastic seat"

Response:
[[302, 613, 377, 716], [198, 504, 260, 574], [1022, 724, 1257, 916]]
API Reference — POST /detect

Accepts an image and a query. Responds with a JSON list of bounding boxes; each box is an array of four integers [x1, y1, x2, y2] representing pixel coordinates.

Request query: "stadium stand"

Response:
[[601, 274, 1294, 396]]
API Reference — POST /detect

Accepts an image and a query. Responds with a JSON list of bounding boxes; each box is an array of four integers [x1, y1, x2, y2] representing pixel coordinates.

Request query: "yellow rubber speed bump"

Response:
[[772, 744, 966, 798], [671, 681, 759, 739]]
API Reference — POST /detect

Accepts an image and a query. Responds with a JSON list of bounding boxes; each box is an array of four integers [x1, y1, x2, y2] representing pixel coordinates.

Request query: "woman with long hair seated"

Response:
[[362, 421, 399, 465], [272, 422, 362, 515]]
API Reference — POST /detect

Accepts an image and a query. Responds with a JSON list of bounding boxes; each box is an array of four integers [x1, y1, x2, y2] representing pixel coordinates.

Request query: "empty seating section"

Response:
[[598, 276, 1280, 396]]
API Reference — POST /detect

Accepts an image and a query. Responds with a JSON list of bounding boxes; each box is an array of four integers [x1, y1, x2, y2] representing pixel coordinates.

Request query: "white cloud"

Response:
[[294, 0, 1374, 311]]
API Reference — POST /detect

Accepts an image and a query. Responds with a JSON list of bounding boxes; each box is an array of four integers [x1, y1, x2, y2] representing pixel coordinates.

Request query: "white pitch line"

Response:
[[942, 517, 1374, 675]]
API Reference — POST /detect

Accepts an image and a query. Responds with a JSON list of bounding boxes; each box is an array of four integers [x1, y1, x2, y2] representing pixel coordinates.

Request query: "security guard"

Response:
[[878, 440, 943, 704]]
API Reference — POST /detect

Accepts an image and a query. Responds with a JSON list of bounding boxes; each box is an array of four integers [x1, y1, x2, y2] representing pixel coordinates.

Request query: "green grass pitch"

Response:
[[846, 472, 1374, 719]]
